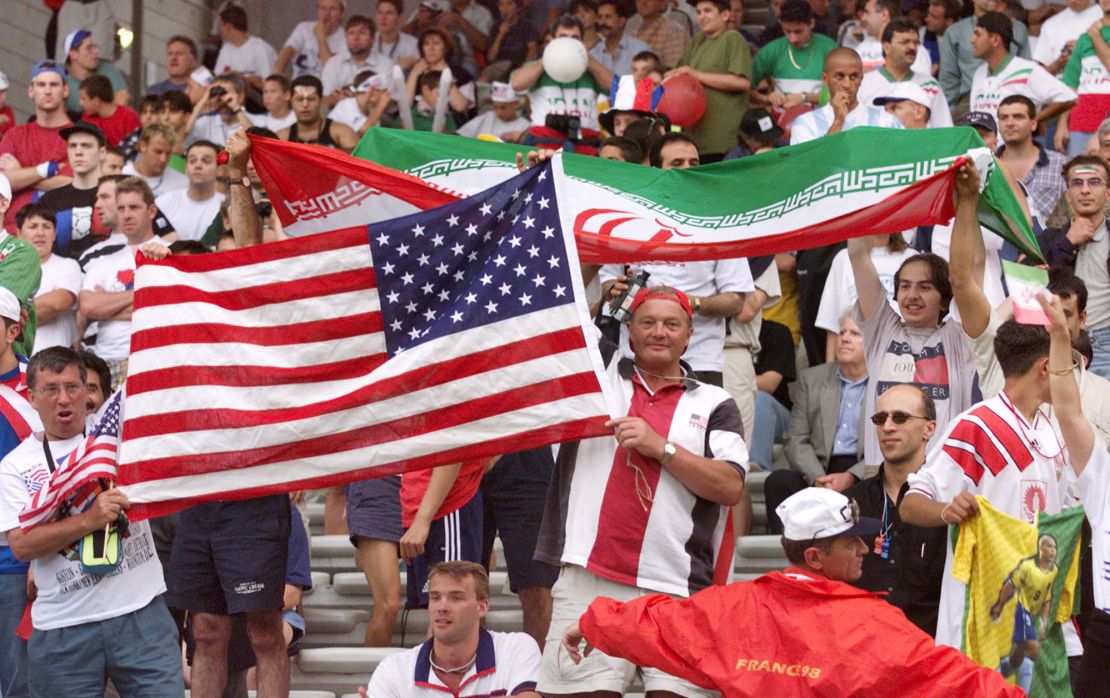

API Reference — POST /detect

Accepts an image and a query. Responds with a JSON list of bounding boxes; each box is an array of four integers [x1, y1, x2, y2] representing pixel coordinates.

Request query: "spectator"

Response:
[[572, 0, 602, 50], [1032, 0, 1100, 77], [0, 176, 42, 362], [625, 0, 691, 69], [511, 17, 613, 153], [440, 0, 496, 69], [408, 70, 462, 133], [0, 73, 12, 139], [1058, 8, 1110, 156], [345, 474, 404, 645], [757, 0, 789, 46], [872, 81, 934, 128], [278, 75, 359, 150], [748, 319, 797, 471], [157, 90, 194, 158], [77, 75, 140, 150], [408, 29, 478, 124], [61, 29, 128, 115], [328, 71, 395, 136], [956, 109, 999, 149], [15, 205, 80, 354], [214, 5, 278, 91], [591, 0, 651, 76], [852, 0, 932, 73], [632, 49, 664, 82], [599, 134, 643, 161], [54, 0, 117, 67], [119, 94, 162, 162], [817, 234, 914, 362], [2, 348, 181, 697], [857, 18, 953, 127], [100, 147, 124, 175], [321, 15, 394, 105], [769, 313, 868, 533], [274, 0, 347, 80], [968, 12, 1076, 120], [37, 121, 104, 258], [483, 0, 540, 82], [184, 75, 255, 149], [154, 140, 224, 242], [0, 61, 73, 233], [374, 0, 422, 71], [1039, 155, 1110, 379], [727, 0, 762, 44], [790, 48, 902, 144], [725, 107, 783, 159], [751, 0, 837, 112], [78, 348, 110, 412], [122, 124, 188, 197], [667, 0, 753, 162], [921, 0, 959, 75], [458, 82, 530, 140], [146, 35, 208, 105], [535, 286, 748, 697], [647, 130, 701, 168], [939, 0, 1032, 116], [845, 384, 947, 635], [248, 75, 297, 133], [997, 94, 1068, 228], [363, 562, 541, 697], [78, 177, 167, 386], [599, 74, 669, 137]]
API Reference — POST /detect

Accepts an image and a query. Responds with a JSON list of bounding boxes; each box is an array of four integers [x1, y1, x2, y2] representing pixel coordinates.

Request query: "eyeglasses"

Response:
[[1068, 177, 1104, 190], [870, 410, 930, 426], [34, 383, 83, 399]]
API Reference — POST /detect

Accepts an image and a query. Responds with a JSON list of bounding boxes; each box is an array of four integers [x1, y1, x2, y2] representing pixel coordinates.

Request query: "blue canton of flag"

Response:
[[368, 162, 574, 356], [93, 391, 122, 439]]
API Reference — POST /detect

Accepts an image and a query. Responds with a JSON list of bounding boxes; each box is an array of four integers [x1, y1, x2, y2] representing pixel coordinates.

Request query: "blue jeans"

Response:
[[1068, 130, 1095, 158], [1089, 326, 1110, 380], [0, 571, 28, 698], [749, 391, 791, 471]]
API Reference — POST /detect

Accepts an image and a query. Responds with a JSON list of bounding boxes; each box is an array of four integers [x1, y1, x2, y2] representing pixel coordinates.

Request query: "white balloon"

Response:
[[542, 37, 589, 83]]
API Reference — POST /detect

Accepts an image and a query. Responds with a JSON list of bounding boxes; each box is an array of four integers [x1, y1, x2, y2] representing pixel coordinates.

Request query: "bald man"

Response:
[[790, 47, 903, 144]]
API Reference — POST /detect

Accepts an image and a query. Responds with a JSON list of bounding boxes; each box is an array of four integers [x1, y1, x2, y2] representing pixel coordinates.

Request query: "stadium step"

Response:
[[734, 534, 789, 574], [293, 648, 403, 696]]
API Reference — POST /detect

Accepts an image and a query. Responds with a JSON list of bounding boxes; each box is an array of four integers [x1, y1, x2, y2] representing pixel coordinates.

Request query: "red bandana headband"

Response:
[[629, 287, 693, 318]]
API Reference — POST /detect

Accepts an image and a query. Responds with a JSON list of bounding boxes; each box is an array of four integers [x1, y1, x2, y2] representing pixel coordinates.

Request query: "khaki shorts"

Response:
[[538, 564, 719, 697]]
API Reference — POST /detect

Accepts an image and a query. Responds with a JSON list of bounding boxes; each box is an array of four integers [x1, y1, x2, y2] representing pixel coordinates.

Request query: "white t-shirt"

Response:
[[457, 110, 531, 139], [215, 35, 278, 78], [815, 245, 914, 333], [80, 237, 169, 361], [328, 97, 372, 133], [367, 630, 540, 697], [247, 110, 296, 132], [0, 432, 165, 631], [1075, 438, 1110, 613], [121, 161, 188, 198], [598, 258, 755, 372], [155, 189, 225, 242], [858, 69, 954, 128], [283, 21, 346, 79], [320, 52, 396, 96], [528, 73, 605, 131], [186, 113, 242, 148], [789, 102, 903, 144], [855, 34, 933, 75], [32, 254, 83, 354], [970, 54, 1077, 115], [373, 32, 420, 63], [1032, 4, 1102, 73]]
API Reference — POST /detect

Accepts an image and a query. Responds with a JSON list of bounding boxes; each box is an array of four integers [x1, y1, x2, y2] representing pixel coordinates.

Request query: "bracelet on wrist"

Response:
[[1049, 364, 1075, 376], [940, 504, 953, 525]]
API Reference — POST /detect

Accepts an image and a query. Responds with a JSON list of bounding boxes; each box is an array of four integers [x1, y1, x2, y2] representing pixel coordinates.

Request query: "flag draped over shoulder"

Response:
[[115, 158, 615, 521], [349, 127, 1042, 263]]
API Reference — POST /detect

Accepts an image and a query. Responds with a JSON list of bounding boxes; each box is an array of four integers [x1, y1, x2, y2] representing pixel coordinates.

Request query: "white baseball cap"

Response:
[[491, 82, 517, 103], [872, 81, 932, 111], [776, 489, 882, 542], [0, 72, 8, 91], [0, 287, 21, 324]]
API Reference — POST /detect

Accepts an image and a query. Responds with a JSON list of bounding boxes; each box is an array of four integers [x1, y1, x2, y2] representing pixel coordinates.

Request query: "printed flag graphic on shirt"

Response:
[[114, 158, 616, 521], [18, 390, 123, 530], [952, 497, 1085, 697]]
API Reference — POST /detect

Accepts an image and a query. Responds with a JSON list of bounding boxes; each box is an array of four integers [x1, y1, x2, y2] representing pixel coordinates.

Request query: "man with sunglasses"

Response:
[[845, 384, 947, 635]]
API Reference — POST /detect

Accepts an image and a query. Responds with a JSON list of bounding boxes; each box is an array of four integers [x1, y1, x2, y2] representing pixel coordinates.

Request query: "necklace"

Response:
[[786, 42, 810, 71], [429, 649, 477, 675]]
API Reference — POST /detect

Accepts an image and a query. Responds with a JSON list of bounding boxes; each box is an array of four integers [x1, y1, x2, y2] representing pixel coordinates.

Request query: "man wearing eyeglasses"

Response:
[[1039, 155, 1110, 380], [845, 384, 947, 635]]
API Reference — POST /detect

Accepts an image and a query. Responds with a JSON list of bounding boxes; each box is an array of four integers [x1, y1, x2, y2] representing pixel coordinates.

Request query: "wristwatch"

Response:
[[692, 296, 702, 315], [229, 174, 251, 187], [660, 441, 677, 466]]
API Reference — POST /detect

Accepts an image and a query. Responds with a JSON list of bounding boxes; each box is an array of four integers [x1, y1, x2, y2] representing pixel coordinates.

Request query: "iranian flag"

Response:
[[252, 127, 1042, 263]]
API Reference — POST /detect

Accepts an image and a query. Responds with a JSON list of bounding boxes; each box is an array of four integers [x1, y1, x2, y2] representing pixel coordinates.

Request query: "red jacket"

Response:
[[580, 568, 1024, 698]]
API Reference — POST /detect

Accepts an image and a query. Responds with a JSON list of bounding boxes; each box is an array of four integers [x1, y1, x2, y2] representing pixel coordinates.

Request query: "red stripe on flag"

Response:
[[134, 267, 377, 311], [126, 353, 390, 395], [123, 327, 588, 436], [136, 226, 372, 273], [970, 404, 1034, 471], [119, 372, 602, 480], [125, 416, 610, 521], [0, 397, 31, 440], [129, 311, 385, 352]]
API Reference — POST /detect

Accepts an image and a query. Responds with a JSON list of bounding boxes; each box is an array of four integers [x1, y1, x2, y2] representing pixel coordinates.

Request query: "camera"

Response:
[[210, 85, 227, 98], [256, 201, 273, 218], [545, 113, 582, 139], [595, 268, 651, 343]]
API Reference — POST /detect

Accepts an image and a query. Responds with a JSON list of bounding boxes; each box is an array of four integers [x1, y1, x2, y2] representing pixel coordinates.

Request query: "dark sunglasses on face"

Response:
[[870, 410, 929, 426]]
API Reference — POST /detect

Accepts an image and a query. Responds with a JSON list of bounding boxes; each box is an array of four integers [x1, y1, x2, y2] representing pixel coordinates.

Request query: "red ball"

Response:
[[657, 74, 707, 128]]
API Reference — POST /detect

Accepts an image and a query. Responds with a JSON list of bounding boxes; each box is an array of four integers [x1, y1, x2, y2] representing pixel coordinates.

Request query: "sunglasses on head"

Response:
[[870, 410, 928, 426]]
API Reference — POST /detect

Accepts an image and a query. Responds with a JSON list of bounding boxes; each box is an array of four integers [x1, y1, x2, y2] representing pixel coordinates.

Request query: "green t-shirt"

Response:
[[66, 61, 127, 114], [678, 30, 753, 156], [752, 34, 837, 96], [0, 233, 42, 357], [409, 107, 457, 135]]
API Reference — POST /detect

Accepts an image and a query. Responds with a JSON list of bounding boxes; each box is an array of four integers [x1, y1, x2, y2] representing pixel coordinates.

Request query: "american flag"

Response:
[[19, 390, 123, 530], [116, 159, 615, 520]]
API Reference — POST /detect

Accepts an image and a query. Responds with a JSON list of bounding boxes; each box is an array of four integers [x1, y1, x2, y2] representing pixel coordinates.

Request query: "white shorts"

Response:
[[538, 564, 719, 697]]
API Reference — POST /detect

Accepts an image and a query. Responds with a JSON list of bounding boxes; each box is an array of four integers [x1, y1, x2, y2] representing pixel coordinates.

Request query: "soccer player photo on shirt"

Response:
[[989, 533, 1059, 692]]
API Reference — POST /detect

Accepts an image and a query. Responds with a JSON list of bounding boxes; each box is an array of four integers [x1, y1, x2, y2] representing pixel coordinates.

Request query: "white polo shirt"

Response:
[[366, 630, 540, 697], [969, 54, 1076, 115]]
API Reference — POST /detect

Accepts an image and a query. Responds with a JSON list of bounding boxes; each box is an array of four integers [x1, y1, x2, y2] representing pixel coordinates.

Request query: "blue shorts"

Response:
[[406, 492, 483, 609], [1013, 602, 1039, 642], [346, 475, 404, 545]]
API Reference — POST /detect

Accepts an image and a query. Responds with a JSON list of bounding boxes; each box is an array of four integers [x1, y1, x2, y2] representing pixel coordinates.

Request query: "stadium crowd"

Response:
[[1, 0, 1110, 695]]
